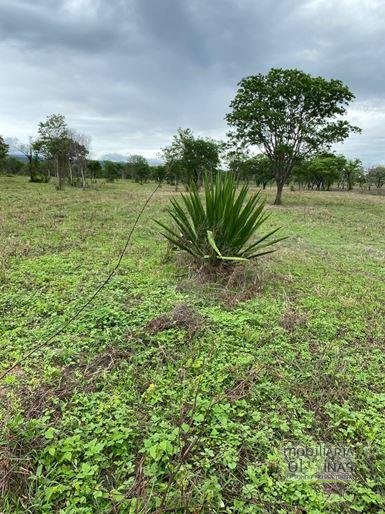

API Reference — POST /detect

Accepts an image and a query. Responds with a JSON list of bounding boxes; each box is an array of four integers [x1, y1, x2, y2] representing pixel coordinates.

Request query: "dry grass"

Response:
[[146, 303, 203, 337]]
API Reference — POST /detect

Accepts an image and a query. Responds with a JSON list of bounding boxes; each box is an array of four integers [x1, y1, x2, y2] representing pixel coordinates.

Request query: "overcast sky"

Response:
[[0, 0, 384, 164]]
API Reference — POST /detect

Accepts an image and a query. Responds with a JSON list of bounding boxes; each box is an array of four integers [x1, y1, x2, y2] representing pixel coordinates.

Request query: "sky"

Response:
[[0, 0, 384, 164]]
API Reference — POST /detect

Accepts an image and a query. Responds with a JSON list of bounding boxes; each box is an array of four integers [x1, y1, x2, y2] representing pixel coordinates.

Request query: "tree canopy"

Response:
[[126, 155, 150, 184], [162, 128, 220, 186], [368, 166, 385, 189], [227, 151, 273, 188], [226, 68, 360, 204]]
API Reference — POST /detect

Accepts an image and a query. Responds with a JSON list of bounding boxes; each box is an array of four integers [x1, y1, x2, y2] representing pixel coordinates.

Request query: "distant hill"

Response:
[[8, 153, 28, 162], [8, 152, 164, 166], [99, 153, 127, 162], [99, 153, 163, 166]]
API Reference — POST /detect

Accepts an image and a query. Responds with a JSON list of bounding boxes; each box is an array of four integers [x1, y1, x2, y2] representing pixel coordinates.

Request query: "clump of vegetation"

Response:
[[157, 172, 284, 266]]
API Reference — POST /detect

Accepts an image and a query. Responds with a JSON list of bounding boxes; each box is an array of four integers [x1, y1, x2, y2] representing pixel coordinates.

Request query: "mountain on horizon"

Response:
[[99, 153, 163, 166], [8, 152, 28, 162]]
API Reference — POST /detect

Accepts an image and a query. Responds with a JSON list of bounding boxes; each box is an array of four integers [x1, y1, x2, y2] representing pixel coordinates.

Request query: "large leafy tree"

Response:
[[163, 128, 219, 186], [226, 68, 360, 204]]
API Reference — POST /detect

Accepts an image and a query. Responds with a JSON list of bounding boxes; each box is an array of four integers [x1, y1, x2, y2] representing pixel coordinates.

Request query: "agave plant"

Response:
[[156, 173, 285, 266]]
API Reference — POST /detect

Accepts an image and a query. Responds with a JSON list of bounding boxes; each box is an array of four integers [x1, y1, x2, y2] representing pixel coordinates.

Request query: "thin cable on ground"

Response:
[[0, 183, 160, 381]]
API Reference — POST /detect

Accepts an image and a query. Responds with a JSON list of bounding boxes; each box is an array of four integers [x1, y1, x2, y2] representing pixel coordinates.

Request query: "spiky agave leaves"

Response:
[[156, 173, 285, 266]]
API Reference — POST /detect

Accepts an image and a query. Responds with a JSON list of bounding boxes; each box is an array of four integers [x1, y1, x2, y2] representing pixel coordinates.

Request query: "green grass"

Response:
[[1, 176, 385, 513]]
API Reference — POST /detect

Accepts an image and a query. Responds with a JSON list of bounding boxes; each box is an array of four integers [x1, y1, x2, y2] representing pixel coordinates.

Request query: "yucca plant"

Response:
[[156, 172, 285, 266]]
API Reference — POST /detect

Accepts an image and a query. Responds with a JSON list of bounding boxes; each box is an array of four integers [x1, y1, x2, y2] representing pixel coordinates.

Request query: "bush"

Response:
[[30, 172, 50, 183], [157, 172, 284, 266]]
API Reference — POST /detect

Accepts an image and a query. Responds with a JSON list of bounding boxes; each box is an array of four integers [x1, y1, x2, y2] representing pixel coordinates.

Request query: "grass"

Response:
[[1, 175, 385, 513]]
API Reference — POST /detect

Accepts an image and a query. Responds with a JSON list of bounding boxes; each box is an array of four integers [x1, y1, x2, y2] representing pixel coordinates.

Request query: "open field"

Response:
[[1, 176, 385, 512]]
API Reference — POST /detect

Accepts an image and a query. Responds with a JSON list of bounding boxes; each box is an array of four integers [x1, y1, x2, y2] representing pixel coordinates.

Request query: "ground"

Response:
[[1, 176, 385, 513]]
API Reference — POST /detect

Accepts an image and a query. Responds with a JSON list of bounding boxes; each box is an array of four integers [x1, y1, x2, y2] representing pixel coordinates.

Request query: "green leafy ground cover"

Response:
[[1, 176, 385, 513]]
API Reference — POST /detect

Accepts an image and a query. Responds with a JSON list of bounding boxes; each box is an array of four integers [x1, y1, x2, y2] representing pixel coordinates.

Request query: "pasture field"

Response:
[[1, 176, 385, 512]]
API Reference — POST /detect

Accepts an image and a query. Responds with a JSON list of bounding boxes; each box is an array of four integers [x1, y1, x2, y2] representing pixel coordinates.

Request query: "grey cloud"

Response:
[[0, 0, 384, 163], [0, 0, 138, 52]]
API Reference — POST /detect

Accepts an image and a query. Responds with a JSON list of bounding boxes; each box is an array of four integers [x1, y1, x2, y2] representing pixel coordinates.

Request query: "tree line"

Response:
[[1, 115, 89, 188], [1, 121, 384, 194], [1, 68, 384, 202], [227, 152, 385, 192]]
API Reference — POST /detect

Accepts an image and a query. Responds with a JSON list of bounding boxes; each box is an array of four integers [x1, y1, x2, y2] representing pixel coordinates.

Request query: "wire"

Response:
[[0, 183, 161, 381]]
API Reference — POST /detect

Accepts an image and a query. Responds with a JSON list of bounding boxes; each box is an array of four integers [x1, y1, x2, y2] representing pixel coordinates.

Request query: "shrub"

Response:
[[156, 172, 285, 266], [30, 172, 50, 183]]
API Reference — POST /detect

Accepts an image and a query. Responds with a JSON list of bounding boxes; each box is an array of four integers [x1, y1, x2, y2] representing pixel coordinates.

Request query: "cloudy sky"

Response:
[[0, 0, 384, 164]]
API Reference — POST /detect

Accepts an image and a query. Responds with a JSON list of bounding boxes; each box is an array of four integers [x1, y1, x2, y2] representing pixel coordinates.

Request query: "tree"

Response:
[[227, 150, 251, 181], [250, 154, 274, 188], [356, 168, 368, 190], [226, 68, 360, 204], [162, 128, 219, 186], [151, 164, 167, 184], [341, 158, 363, 191], [103, 160, 120, 182], [294, 154, 346, 190], [227, 151, 273, 187], [7, 137, 38, 181], [3, 156, 24, 174], [0, 135, 9, 163], [368, 166, 385, 189], [34, 114, 70, 189], [87, 160, 103, 180], [126, 155, 150, 184], [164, 156, 185, 190], [68, 131, 90, 188]]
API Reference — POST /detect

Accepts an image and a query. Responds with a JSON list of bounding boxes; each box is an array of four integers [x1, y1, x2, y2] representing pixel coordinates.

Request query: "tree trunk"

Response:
[[68, 161, 73, 185], [28, 155, 33, 181], [80, 165, 86, 189], [57, 156, 64, 190], [274, 181, 284, 205]]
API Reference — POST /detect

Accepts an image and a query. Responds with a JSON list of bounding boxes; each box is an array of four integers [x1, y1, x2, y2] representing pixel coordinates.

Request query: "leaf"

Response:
[[207, 230, 248, 261], [149, 445, 158, 459], [206, 230, 222, 257], [44, 427, 56, 440]]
